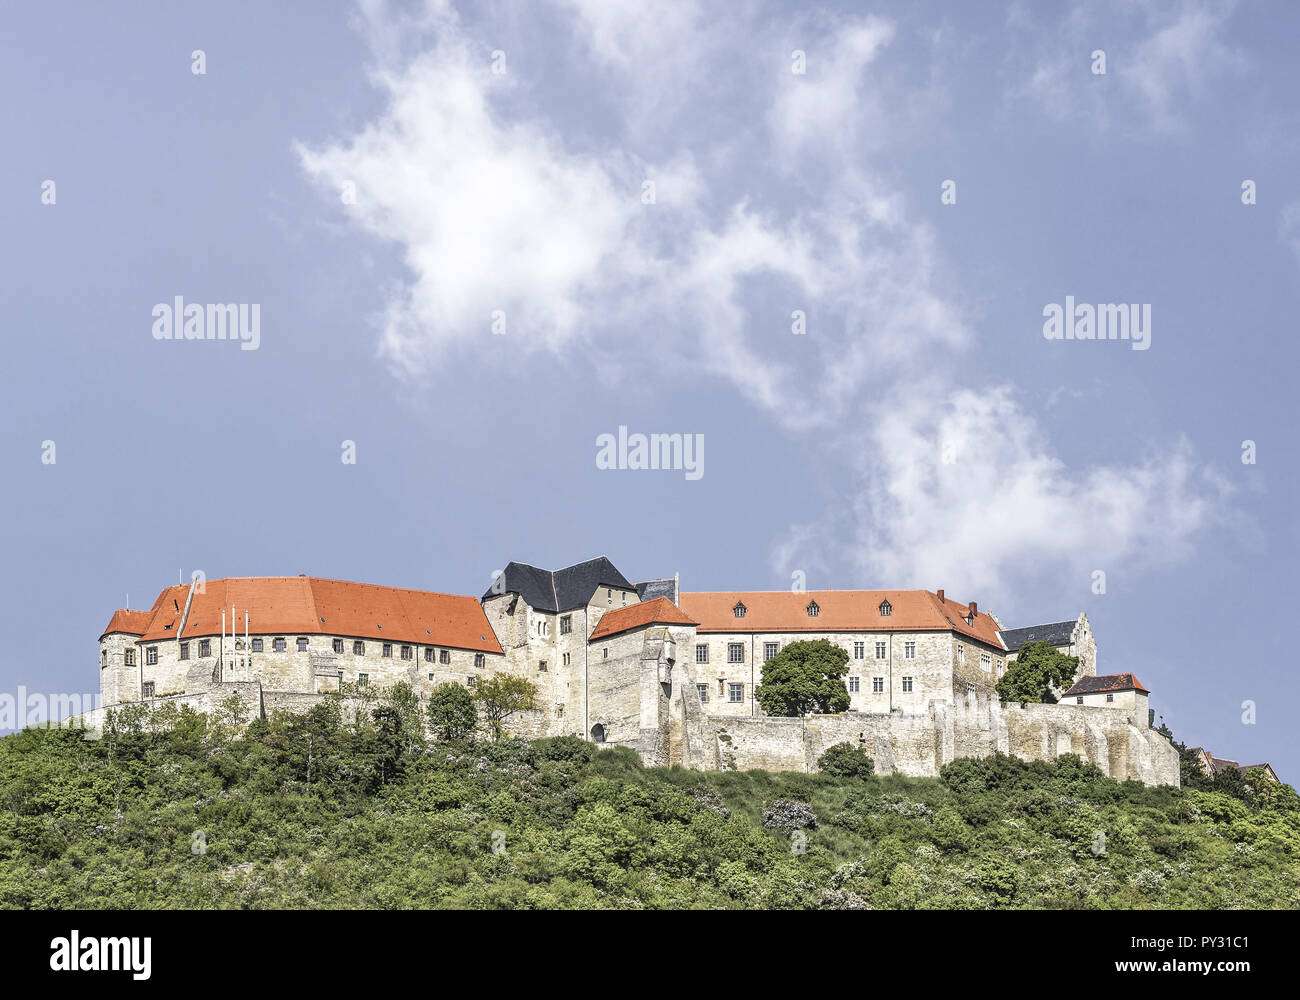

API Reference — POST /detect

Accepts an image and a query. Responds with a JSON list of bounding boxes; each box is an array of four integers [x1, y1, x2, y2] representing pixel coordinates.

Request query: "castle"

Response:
[[91, 557, 1180, 785]]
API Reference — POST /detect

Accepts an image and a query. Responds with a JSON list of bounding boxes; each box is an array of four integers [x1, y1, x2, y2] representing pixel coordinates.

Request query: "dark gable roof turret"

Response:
[[998, 619, 1079, 652], [484, 557, 634, 613], [636, 579, 677, 603]]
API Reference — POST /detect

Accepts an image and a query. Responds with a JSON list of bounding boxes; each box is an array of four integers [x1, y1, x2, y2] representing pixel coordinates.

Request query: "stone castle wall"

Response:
[[701, 695, 1178, 785]]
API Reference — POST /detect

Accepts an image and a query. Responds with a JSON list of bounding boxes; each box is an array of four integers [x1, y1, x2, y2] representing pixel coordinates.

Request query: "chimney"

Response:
[[967, 601, 978, 623], [936, 589, 944, 603]]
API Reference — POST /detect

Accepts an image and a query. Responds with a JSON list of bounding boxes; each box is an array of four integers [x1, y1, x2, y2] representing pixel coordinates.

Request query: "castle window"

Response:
[[440, 649, 450, 664], [591, 723, 606, 743], [381, 643, 392, 657], [728, 683, 744, 703], [401, 645, 412, 660], [353, 640, 364, 655], [297, 637, 309, 652], [904, 641, 916, 660], [538, 660, 548, 672], [697, 684, 708, 703], [872, 676, 884, 693], [333, 638, 344, 654], [428, 673, 435, 682], [1076, 696, 1084, 705], [902, 676, 913, 693], [854, 641, 864, 659], [474, 654, 485, 669], [806, 601, 819, 617], [695, 644, 708, 663], [764, 642, 778, 662], [273, 637, 286, 652], [146, 646, 158, 665], [467, 675, 477, 687], [957, 644, 964, 664], [848, 676, 860, 693], [424, 647, 433, 662], [607, 589, 612, 605], [142, 682, 155, 698], [879, 600, 891, 616], [199, 639, 211, 658], [179, 642, 190, 661], [560, 615, 572, 635], [733, 602, 746, 618], [563, 652, 570, 666], [252, 638, 264, 652], [125, 648, 136, 666], [875, 642, 887, 659], [100, 650, 107, 667], [603, 648, 609, 660], [1106, 693, 1114, 703], [728, 643, 744, 664], [980, 653, 991, 672], [966, 682, 975, 696], [358, 673, 369, 686]]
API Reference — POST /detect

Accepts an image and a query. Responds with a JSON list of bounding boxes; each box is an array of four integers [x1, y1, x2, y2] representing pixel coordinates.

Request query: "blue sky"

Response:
[[2, 0, 1296, 776]]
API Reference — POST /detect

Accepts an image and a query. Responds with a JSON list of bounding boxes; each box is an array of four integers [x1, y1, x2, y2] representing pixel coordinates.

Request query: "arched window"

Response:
[[590, 724, 606, 743]]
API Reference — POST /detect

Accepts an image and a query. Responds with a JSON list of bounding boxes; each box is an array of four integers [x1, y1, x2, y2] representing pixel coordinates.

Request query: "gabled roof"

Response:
[[998, 619, 1079, 652], [483, 557, 634, 613], [678, 590, 1005, 648], [636, 578, 677, 604], [115, 577, 503, 653], [100, 609, 153, 639], [1062, 672, 1149, 696], [589, 597, 698, 641]]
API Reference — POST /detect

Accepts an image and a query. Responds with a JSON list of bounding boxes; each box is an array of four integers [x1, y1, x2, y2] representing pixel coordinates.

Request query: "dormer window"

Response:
[[806, 601, 819, 617], [733, 602, 746, 618], [879, 600, 891, 617]]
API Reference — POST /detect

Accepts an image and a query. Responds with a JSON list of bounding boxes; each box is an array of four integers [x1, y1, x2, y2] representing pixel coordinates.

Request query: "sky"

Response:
[[1, 0, 1297, 777]]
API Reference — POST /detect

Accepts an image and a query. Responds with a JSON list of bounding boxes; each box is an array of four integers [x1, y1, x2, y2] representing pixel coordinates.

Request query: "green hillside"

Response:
[[2, 693, 1296, 909]]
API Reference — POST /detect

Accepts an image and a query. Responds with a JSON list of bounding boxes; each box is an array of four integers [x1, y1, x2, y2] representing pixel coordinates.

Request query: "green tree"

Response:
[[475, 676, 539, 740], [427, 683, 478, 742], [816, 742, 875, 779], [754, 639, 851, 716], [995, 641, 1078, 705]]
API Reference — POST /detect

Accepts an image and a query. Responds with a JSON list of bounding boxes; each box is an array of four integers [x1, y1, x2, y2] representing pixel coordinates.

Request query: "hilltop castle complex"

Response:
[[93, 557, 1180, 785]]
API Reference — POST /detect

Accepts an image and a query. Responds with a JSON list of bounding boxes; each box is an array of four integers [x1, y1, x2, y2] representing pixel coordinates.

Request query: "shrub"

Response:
[[817, 742, 876, 779], [762, 799, 818, 833]]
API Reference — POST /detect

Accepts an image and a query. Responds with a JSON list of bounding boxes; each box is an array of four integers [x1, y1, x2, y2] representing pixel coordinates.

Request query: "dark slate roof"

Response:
[[636, 579, 677, 604], [1062, 672, 1149, 696], [998, 619, 1078, 652], [483, 557, 634, 613]]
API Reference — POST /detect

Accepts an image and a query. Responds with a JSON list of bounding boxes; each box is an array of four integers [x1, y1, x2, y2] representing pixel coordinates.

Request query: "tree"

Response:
[[816, 742, 875, 779], [475, 676, 538, 740], [995, 641, 1078, 705], [427, 683, 478, 742], [754, 639, 851, 717]]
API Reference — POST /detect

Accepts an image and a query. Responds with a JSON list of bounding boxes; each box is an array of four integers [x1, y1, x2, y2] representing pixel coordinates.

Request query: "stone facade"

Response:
[[92, 563, 1178, 786]]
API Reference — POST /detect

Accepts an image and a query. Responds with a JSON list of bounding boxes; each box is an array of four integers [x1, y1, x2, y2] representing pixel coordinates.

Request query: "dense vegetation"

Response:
[[1, 688, 1296, 909]]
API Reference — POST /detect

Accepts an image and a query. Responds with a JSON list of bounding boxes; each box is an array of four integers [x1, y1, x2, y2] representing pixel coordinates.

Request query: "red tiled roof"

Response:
[[589, 597, 698, 641], [100, 609, 153, 639], [678, 590, 1005, 648], [120, 577, 503, 654], [1062, 672, 1149, 696]]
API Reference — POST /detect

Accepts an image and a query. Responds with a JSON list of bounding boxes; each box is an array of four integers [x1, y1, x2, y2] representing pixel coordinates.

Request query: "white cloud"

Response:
[[1007, 0, 1242, 131], [302, 0, 1226, 609]]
